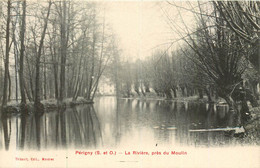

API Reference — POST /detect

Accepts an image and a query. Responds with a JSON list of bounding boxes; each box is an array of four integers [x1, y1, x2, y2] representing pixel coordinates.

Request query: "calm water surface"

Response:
[[0, 97, 242, 150]]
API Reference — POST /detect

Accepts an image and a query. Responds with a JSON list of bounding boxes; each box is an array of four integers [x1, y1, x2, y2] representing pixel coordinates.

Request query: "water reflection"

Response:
[[0, 105, 103, 150], [0, 97, 244, 150], [1, 114, 10, 150]]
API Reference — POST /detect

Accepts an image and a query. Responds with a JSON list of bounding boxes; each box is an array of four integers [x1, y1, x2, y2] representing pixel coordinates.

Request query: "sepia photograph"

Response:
[[0, 0, 259, 167]]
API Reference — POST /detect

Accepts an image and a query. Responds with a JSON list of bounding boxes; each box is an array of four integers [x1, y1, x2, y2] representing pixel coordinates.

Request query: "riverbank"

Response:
[[1, 97, 94, 114], [120, 94, 220, 104], [241, 106, 260, 145]]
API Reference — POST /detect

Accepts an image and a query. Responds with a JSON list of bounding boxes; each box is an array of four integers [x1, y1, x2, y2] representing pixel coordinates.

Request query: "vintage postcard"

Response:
[[0, 0, 259, 167]]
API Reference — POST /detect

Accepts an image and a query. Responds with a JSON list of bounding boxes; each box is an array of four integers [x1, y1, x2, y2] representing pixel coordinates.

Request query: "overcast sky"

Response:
[[104, 1, 183, 61]]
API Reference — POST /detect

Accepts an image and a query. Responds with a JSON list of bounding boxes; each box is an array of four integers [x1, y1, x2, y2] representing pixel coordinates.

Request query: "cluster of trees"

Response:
[[0, 0, 118, 112], [114, 49, 209, 100], [115, 1, 259, 111], [0, 1, 258, 113]]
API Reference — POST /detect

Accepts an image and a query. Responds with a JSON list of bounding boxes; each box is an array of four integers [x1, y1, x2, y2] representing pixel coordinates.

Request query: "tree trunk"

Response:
[[126, 89, 131, 98], [51, 48, 59, 100], [34, 1, 52, 111], [141, 86, 146, 97], [223, 95, 237, 111], [154, 88, 160, 96], [59, 1, 67, 104], [86, 30, 96, 100], [43, 55, 47, 100], [25, 53, 34, 100], [172, 88, 177, 98], [114, 56, 119, 97], [19, 0, 27, 108], [72, 31, 86, 101], [8, 70, 11, 102], [198, 88, 203, 99], [144, 82, 150, 92], [24, 82, 33, 102], [186, 87, 191, 97], [134, 86, 140, 96], [13, 37, 18, 102], [165, 89, 172, 99], [74, 73, 84, 101], [205, 88, 212, 102], [2, 0, 11, 108], [181, 87, 185, 97]]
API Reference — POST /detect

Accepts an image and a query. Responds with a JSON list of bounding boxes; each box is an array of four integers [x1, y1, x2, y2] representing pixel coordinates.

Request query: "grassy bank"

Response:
[[121, 92, 221, 104], [1, 97, 94, 114]]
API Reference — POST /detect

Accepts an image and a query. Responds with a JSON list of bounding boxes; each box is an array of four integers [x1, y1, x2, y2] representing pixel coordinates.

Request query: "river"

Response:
[[0, 96, 243, 151]]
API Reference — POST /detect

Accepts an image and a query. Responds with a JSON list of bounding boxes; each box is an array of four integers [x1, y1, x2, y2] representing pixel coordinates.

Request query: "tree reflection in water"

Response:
[[0, 97, 247, 150], [0, 105, 102, 150], [52, 105, 103, 149], [1, 114, 10, 151]]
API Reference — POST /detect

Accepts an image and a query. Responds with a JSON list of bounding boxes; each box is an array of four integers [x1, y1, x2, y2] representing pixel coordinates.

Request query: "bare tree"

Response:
[[34, 1, 52, 110], [2, 0, 11, 109], [19, 0, 27, 109], [213, 1, 260, 73], [58, 0, 68, 104]]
